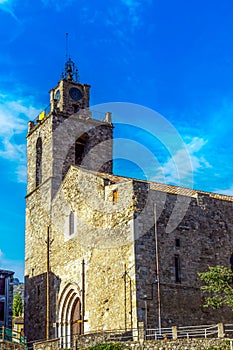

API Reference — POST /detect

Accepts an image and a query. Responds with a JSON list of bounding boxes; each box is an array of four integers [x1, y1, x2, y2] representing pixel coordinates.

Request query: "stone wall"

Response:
[[33, 339, 59, 350], [133, 181, 233, 327], [124, 338, 231, 350], [50, 168, 138, 332], [25, 166, 139, 342], [0, 341, 26, 350], [26, 111, 113, 197], [35, 335, 232, 350]]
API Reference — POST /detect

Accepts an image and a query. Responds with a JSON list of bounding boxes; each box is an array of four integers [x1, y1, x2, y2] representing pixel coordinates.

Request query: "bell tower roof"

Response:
[[62, 56, 79, 82], [61, 33, 79, 82]]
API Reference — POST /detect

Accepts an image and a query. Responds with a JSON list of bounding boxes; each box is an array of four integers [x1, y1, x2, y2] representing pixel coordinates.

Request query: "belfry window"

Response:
[[36, 137, 42, 186], [75, 133, 89, 166]]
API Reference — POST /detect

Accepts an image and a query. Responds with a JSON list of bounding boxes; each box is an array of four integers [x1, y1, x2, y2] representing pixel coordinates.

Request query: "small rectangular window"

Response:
[[69, 212, 75, 235], [175, 238, 180, 247], [113, 189, 118, 203], [175, 255, 181, 283]]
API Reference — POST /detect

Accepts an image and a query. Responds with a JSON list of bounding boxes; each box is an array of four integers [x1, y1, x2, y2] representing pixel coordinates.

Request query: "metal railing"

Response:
[[33, 104, 51, 123], [146, 323, 231, 340], [0, 326, 27, 346], [223, 324, 233, 338], [177, 324, 218, 338], [32, 105, 110, 126], [146, 327, 173, 340]]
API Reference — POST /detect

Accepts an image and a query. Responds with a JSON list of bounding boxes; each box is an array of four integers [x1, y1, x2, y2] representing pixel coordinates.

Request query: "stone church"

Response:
[[24, 57, 233, 346]]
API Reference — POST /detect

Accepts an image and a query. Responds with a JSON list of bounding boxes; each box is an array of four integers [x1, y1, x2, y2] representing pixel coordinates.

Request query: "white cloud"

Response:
[[40, 0, 74, 11], [101, 0, 152, 40], [214, 185, 233, 196], [0, 92, 41, 182], [120, 0, 151, 28], [0, 0, 18, 20], [0, 250, 24, 281], [150, 136, 210, 187], [16, 164, 27, 183]]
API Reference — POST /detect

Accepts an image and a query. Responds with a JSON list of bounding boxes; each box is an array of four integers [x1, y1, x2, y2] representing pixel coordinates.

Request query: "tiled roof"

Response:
[[94, 170, 233, 202], [71, 166, 233, 203]]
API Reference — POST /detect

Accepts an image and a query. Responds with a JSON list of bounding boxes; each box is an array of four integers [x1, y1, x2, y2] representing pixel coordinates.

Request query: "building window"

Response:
[[69, 212, 75, 235], [36, 137, 42, 186], [75, 133, 89, 166], [175, 255, 181, 283], [0, 278, 5, 295], [73, 105, 79, 113], [0, 302, 4, 321], [113, 189, 118, 203], [175, 238, 180, 247]]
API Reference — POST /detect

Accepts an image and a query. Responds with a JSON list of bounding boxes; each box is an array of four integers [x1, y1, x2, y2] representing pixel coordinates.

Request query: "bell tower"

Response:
[[25, 57, 113, 342], [26, 56, 113, 197]]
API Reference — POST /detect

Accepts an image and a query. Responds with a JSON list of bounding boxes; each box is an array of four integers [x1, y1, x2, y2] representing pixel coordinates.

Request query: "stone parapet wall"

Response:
[[0, 341, 27, 350], [35, 336, 232, 350], [33, 339, 59, 350], [124, 338, 231, 350]]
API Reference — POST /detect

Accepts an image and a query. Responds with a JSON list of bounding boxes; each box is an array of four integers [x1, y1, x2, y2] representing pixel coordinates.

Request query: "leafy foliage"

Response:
[[88, 343, 123, 350], [203, 341, 231, 350], [13, 292, 23, 317], [198, 265, 233, 310]]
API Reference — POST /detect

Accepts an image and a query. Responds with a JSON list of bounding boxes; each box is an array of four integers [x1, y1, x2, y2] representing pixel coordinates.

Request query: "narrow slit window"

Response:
[[69, 212, 75, 235], [36, 137, 42, 186], [175, 238, 180, 247], [175, 255, 181, 283], [113, 189, 118, 203]]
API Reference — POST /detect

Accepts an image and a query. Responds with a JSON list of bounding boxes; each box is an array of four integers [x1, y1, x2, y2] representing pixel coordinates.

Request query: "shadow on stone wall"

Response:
[[24, 272, 61, 347]]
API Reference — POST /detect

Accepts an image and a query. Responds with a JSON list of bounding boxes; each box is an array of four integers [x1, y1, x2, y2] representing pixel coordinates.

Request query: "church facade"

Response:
[[24, 58, 233, 346]]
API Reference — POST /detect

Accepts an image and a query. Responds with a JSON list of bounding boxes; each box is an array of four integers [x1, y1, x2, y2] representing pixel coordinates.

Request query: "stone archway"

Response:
[[57, 283, 81, 348]]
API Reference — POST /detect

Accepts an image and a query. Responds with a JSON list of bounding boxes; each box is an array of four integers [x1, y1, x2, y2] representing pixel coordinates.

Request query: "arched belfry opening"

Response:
[[35, 137, 42, 186], [57, 283, 82, 348], [75, 133, 89, 166]]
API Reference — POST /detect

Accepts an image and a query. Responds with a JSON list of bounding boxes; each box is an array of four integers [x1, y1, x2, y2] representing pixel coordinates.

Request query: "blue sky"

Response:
[[1, 0, 233, 281]]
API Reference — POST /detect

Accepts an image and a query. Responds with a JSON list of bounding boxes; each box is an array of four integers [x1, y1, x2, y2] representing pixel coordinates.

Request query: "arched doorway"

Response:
[[71, 298, 81, 339], [57, 283, 82, 348]]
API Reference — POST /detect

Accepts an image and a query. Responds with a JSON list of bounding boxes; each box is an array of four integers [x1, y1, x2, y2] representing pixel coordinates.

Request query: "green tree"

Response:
[[198, 265, 233, 310], [13, 292, 23, 317], [88, 344, 123, 350]]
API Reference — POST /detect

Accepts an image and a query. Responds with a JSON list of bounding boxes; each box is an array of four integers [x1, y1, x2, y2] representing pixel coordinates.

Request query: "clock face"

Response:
[[69, 87, 83, 101], [55, 89, 60, 101]]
